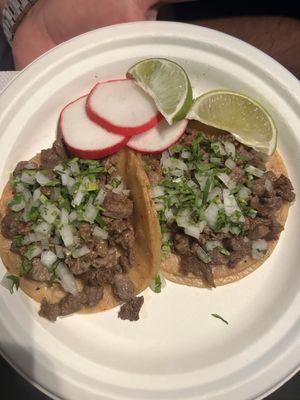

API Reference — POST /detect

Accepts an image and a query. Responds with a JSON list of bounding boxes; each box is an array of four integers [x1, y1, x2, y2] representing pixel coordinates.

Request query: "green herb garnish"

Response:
[[6, 275, 20, 294], [211, 313, 229, 325], [21, 258, 31, 275], [153, 274, 162, 293]]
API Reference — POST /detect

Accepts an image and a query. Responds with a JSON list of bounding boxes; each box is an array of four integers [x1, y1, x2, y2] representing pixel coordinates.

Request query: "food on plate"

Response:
[[127, 118, 188, 153], [86, 79, 162, 136], [0, 140, 160, 321], [188, 90, 277, 156], [0, 56, 295, 321], [127, 58, 192, 124], [135, 121, 295, 287], [60, 95, 129, 159]]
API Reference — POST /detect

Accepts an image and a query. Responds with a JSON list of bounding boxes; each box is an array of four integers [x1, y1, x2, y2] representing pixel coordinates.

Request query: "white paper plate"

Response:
[[0, 22, 299, 400]]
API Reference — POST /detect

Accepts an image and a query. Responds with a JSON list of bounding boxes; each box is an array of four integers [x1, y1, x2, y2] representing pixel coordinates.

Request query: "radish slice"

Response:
[[127, 119, 188, 153], [86, 79, 162, 136], [59, 96, 128, 159]]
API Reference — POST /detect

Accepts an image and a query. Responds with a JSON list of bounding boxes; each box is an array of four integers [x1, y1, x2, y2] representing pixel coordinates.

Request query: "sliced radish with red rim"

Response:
[[59, 96, 128, 159], [127, 119, 188, 153], [86, 79, 162, 137]]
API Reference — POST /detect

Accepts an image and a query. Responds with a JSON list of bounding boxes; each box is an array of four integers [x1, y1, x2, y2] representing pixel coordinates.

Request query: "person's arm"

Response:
[[10, 0, 190, 70]]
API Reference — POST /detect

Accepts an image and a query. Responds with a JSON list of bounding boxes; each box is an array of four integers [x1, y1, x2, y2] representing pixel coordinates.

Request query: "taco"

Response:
[[0, 140, 160, 321], [134, 121, 295, 288]]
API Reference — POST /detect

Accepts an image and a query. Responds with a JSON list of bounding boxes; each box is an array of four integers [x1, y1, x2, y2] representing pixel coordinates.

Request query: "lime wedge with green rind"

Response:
[[127, 58, 193, 124], [188, 90, 277, 155]]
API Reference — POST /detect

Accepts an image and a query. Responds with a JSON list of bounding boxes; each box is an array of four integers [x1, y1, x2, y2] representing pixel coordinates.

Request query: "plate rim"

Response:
[[0, 20, 299, 400]]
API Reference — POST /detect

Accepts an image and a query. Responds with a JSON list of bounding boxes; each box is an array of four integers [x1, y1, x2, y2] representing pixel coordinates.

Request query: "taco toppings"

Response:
[[142, 127, 295, 287], [0, 140, 159, 321]]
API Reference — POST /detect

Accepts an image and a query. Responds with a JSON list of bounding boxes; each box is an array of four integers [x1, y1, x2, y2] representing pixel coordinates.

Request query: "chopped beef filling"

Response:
[[118, 296, 144, 321], [40, 139, 67, 169], [1, 144, 137, 322], [39, 286, 104, 322], [144, 129, 295, 287]]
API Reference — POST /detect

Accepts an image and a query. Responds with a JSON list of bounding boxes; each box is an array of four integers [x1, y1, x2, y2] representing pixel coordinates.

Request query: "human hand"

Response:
[[12, 0, 189, 69]]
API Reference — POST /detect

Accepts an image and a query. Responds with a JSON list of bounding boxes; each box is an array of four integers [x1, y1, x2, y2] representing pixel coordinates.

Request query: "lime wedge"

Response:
[[188, 90, 277, 155], [127, 58, 193, 124]]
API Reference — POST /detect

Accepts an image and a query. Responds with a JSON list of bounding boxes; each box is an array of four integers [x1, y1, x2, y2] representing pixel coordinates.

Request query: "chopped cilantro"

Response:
[[211, 313, 229, 325], [214, 208, 228, 231], [6, 275, 20, 294], [21, 258, 31, 275], [153, 274, 162, 293]]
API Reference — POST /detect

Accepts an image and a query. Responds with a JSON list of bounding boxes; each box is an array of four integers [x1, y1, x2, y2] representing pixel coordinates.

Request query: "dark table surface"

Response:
[[1, 354, 299, 399]]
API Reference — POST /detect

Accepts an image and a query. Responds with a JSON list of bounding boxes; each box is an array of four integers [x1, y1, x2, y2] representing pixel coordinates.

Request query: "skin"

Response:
[[1, 1, 299, 76], [3, 0, 188, 69]]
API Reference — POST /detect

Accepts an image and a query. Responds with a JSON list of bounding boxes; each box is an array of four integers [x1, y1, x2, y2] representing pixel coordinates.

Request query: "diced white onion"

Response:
[[72, 183, 85, 206], [210, 157, 222, 164], [164, 208, 174, 221], [224, 141, 236, 158], [160, 151, 170, 167], [95, 189, 106, 205], [72, 246, 90, 259], [25, 245, 42, 260], [217, 173, 236, 190], [265, 179, 273, 192], [212, 142, 226, 155], [34, 221, 51, 236], [238, 186, 251, 201], [32, 188, 41, 206], [163, 157, 188, 172], [70, 160, 80, 176], [55, 245, 65, 259], [207, 187, 221, 202], [245, 165, 264, 178], [83, 205, 98, 223], [225, 158, 236, 170], [196, 246, 211, 263], [121, 189, 130, 196], [9, 197, 26, 212], [162, 232, 170, 242], [155, 202, 164, 211], [93, 226, 108, 240], [195, 173, 208, 190], [206, 240, 222, 252], [230, 226, 241, 235], [181, 150, 191, 159], [184, 225, 202, 239], [59, 224, 74, 247], [21, 171, 36, 185], [36, 171, 51, 186], [53, 164, 64, 173], [61, 173, 75, 188], [40, 203, 59, 224], [69, 211, 77, 223], [187, 179, 197, 189], [56, 262, 78, 295], [223, 189, 241, 216], [252, 239, 268, 259], [22, 233, 39, 245], [41, 250, 57, 269], [51, 187, 61, 202], [22, 187, 32, 203], [151, 186, 165, 198], [204, 202, 219, 227], [176, 209, 191, 228], [60, 208, 69, 225], [105, 184, 113, 190]]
